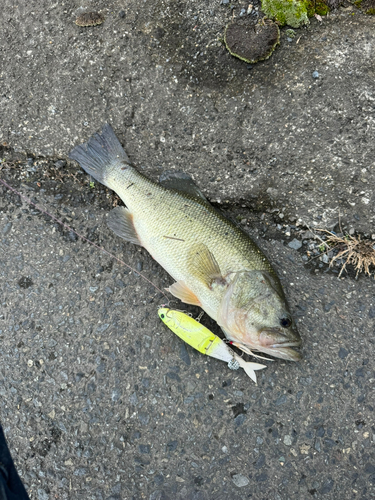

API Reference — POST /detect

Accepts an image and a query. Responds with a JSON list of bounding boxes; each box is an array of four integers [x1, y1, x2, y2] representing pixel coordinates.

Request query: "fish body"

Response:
[[158, 308, 266, 383], [69, 124, 302, 361]]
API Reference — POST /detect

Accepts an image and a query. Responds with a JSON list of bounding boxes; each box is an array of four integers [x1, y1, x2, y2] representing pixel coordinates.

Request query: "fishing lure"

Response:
[[158, 308, 267, 384]]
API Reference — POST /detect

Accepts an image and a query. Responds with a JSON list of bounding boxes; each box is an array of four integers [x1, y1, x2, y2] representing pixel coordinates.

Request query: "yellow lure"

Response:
[[158, 308, 267, 384]]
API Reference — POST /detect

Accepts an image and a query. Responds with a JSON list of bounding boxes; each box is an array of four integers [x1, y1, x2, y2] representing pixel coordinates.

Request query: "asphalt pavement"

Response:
[[1, 0, 375, 499]]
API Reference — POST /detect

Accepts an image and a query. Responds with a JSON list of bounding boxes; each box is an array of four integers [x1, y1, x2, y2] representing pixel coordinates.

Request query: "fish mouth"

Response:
[[270, 340, 302, 348], [234, 340, 302, 362], [258, 330, 302, 361], [263, 344, 302, 361]]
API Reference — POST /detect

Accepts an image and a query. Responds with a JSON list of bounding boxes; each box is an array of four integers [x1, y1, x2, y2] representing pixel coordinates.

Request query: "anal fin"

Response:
[[107, 206, 142, 246], [167, 281, 201, 306]]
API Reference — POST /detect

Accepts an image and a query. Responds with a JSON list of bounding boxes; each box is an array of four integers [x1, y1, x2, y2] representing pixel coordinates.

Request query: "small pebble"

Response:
[[154, 474, 164, 485], [119, 10, 125, 18], [321, 478, 334, 494], [54, 160, 66, 169], [179, 343, 191, 366], [323, 301, 335, 312], [139, 444, 151, 454], [312, 71, 319, 79], [234, 414, 246, 426], [167, 440, 178, 451], [96, 323, 109, 333], [301, 230, 315, 239], [138, 412, 150, 426], [254, 453, 265, 469], [283, 435, 293, 446], [288, 239, 302, 250], [316, 426, 325, 437], [321, 253, 329, 264], [338, 347, 349, 359], [287, 37, 293, 42], [232, 474, 249, 487], [37, 489, 49, 500], [364, 463, 375, 474], [166, 372, 181, 382], [2, 222, 12, 236]]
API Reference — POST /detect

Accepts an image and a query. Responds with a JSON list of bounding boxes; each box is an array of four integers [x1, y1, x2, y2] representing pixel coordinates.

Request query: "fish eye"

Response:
[[280, 317, 292, 328], [160, 314, 165, 319]]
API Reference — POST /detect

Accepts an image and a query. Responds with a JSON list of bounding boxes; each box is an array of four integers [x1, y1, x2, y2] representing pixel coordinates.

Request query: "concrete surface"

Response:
[[1, 0, 375, 499]]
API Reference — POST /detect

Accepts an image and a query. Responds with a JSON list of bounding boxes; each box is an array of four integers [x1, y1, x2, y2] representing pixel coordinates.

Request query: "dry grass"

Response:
[[320, 230, 375, 278]]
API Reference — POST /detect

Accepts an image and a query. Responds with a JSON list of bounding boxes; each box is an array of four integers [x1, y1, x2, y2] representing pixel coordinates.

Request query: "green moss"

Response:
[[306, 0, 315, 16], [366, 7, 375, 12], [314, 0, 330, 15], [285, 28, 296, 37], [353, 0, 362, 6], [262, 0, 310, 27], [262, 0, 330, 27]]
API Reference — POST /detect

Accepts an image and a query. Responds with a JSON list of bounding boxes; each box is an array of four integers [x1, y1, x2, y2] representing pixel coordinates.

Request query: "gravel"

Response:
[[288, 238, 303, 250]]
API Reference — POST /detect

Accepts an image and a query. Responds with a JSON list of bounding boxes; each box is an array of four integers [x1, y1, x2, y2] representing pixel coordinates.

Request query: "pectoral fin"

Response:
[[167, 281, 201, 306], [187, 243, 225, 289], [107, 207, 142, 246]]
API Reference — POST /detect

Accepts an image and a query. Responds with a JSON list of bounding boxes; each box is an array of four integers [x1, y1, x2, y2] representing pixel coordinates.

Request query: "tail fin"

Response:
[[237, 357, 267, 384], [69, 123, 130, 189]]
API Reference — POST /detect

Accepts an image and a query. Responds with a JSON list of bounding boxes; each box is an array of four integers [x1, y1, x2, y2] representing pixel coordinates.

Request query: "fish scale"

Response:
[[69, 123, 302, 361], [111, 172, 273, 317]]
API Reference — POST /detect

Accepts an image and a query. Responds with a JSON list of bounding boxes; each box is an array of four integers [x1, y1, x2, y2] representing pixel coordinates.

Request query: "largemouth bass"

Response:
[[69, 124, 302, 361], [158, 308, 267, 383]]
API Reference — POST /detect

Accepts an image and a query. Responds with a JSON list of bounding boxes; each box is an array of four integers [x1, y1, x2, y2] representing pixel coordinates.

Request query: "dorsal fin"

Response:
[[159, 171, 208, 202]]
